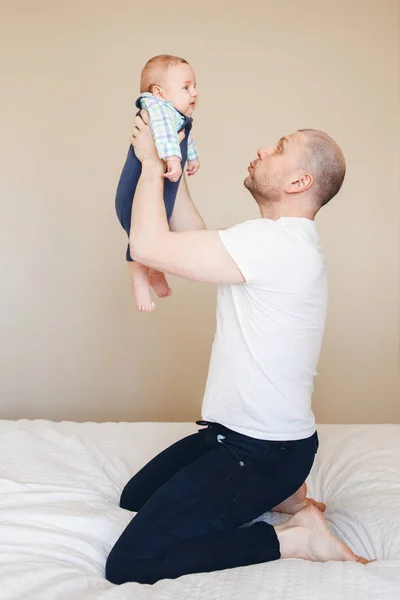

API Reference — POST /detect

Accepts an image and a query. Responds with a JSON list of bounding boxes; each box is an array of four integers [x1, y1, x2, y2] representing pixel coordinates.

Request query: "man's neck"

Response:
[[258, 201, 316, 221]]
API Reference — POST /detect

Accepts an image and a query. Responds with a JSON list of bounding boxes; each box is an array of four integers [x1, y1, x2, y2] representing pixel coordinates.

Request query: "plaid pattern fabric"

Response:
[[187, 133, 198, 162], [140, 93, 198, 162]]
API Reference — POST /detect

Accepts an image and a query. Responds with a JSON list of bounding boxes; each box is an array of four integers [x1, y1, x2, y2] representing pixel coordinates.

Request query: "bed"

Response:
[[1, 420, 399, 600]]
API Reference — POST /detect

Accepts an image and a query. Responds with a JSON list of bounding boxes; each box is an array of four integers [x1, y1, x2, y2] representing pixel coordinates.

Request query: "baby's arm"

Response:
[[186, 133, 200, 177], [140, 96, 182, 182]]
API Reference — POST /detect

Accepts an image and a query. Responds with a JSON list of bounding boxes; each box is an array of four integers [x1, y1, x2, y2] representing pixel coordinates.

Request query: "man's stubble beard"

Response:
[[244, 173, 281, 205]]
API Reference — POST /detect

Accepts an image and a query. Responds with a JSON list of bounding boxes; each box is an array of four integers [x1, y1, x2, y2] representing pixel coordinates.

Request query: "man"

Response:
[[106, 113, 370, 585]]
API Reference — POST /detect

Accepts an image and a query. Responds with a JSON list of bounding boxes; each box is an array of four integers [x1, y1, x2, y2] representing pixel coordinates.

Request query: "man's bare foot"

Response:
[[149, 270, 172, 299], [306, 497, 327, 512], [272, 482, 326, 515], [275, 505, 370, 564], [128, 262, 156, 312]]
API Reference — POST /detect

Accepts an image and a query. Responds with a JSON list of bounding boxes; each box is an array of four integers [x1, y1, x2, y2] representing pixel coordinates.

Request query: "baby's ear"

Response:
[[151, 85, 164, 99]]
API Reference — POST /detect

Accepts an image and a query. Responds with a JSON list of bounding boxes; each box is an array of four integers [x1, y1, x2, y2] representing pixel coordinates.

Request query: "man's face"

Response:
[[244, 133, 303, 203]]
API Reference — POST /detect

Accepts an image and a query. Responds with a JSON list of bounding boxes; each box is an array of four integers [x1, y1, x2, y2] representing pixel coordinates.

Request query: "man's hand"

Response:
[[131, 110, 164, 175], [186, 158, 200, 177], [164, 157, 182, 182]]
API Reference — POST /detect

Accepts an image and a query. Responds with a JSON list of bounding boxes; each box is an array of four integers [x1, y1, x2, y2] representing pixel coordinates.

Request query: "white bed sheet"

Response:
[[0, 420, 399, 600]]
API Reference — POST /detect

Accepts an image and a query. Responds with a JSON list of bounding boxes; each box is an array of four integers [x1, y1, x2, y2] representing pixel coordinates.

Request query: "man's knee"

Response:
[[105, 546, 126, 584], [105, 544, 146, 585], [119, 485, 142, 512]]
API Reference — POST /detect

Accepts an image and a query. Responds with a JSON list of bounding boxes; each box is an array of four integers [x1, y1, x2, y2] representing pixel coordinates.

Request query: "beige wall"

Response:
[[1, 0, 399, 424]]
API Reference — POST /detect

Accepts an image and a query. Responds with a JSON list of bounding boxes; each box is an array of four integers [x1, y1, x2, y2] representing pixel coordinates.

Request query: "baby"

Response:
[[115, 55, 199, 311]]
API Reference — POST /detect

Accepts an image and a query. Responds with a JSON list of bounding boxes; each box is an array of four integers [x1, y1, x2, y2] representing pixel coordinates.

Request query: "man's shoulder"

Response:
[[222, 217, 324, 264], [223, 218, 273, 234], [222, 218, 306, 243], [218, 218, 324, 287]]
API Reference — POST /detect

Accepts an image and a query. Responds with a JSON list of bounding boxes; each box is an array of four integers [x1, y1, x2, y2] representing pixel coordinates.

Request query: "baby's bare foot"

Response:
[[132, 282, 155, 312], [128, 263, 156, 312], [272, 483, 326, 515], [275, 505, 370, 564], [149, 270, 172, 299]]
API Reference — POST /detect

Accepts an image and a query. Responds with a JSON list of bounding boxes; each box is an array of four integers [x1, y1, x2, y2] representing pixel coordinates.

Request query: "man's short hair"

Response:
[[298, 129, 346, 208]]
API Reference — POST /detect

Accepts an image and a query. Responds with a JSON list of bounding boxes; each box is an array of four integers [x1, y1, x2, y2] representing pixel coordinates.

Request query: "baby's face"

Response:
[[162, 63, 198, 117]]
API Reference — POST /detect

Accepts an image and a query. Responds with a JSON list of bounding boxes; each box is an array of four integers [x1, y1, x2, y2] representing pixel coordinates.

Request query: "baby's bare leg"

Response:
[[128, 262, 155, 312], [149, 269, 172, 299]]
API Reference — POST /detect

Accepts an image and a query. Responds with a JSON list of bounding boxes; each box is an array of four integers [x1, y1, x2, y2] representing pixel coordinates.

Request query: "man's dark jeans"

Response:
[[106, 421, 319, 585]]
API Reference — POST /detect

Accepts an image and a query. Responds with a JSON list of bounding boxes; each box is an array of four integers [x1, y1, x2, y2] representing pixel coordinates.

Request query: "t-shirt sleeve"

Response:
[[218, 221, 283, 286]]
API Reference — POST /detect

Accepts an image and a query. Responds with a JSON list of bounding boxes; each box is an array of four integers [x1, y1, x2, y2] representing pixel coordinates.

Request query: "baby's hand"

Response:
[[187, 158, 200, 177], [164, 157, 182, 183]]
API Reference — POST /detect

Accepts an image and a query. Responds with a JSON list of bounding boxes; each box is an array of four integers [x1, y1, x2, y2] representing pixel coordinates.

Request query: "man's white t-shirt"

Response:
[[201, 218, 327, 441]]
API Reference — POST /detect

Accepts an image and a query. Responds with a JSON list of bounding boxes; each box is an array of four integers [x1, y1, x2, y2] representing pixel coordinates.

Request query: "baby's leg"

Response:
[[149, 269, 172, 299], [128, 262, 155, 312]]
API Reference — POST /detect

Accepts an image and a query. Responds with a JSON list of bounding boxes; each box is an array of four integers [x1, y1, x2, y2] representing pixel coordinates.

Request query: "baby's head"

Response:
[[141, 55, 198, 117]]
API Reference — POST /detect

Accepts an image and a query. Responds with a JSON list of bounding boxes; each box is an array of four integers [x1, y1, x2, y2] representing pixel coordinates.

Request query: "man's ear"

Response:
[[285, 172, 313, 194]]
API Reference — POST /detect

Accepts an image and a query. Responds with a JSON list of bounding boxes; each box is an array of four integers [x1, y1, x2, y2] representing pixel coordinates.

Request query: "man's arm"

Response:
[[129, 112, 244, 285], [169, 174, 206, 232]]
